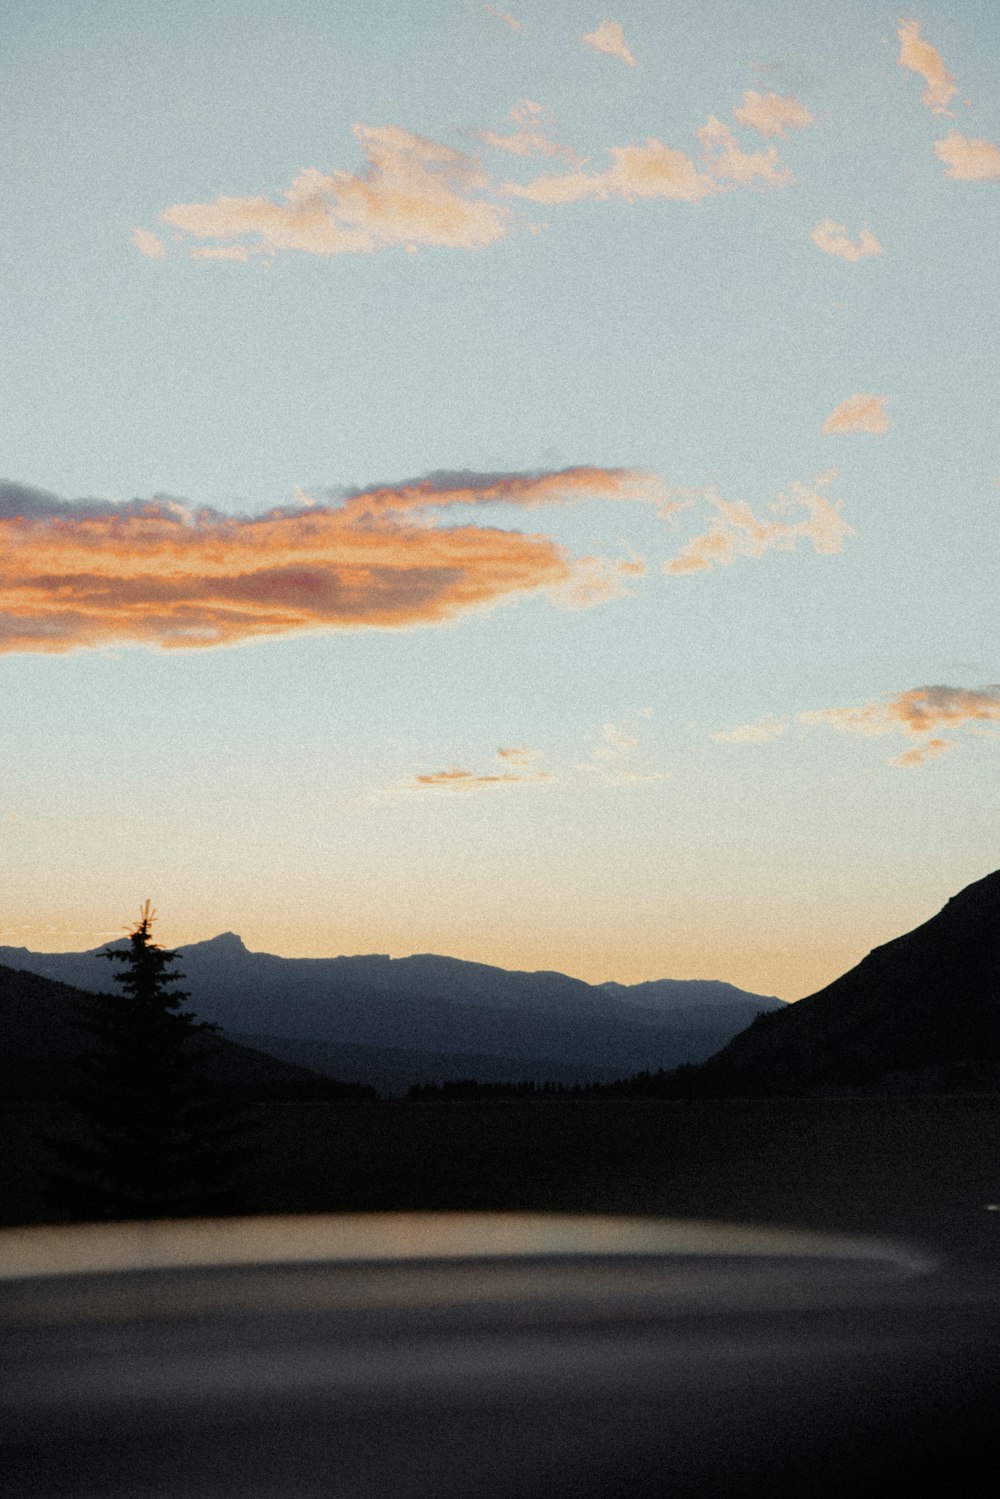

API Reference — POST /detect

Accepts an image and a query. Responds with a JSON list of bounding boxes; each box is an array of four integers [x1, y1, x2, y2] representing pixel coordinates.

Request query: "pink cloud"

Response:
[[810, 219, 884, 262], [897, 19, 957, 115], [731, 90, 813, 137], [581, 20, 637, 67], [664, 474, 853, 575], [934, 129, 1000, 181], [821, 394, 889, 434], [159, 125, 509, 258]]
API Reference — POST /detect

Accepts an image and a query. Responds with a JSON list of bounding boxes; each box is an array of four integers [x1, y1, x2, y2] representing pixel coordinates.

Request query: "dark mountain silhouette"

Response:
[[0, 963, 371, 1103], [695, 869, 1000, 1094], [0, 938, 784, 1087]]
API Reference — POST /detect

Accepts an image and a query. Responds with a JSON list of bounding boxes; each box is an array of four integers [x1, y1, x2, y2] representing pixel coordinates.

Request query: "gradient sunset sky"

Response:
[[2, 1, 997, 999]]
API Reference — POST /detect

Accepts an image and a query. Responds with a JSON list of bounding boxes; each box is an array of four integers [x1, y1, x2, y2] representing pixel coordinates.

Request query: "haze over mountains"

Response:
[[693, 869, 1000, 1095], [0, 939, 783, 1094]]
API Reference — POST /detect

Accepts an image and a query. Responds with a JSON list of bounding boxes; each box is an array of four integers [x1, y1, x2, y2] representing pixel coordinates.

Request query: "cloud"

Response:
[[712, 714, 787, 744], [581, 20, 637, 67], [731, 90, 813, 137], [810, 219, 884, 261], [482, 4, 521, 31], [129, 226, 166, 259], [479, 100, 582, 165], [159, 125, 510, 258], [584, 716, 665, 785], [592, 722, 638, 761], [888, 738, 950, 769], [934, 129, 1000, 181], [408, 744, 549, 792], [0, 466, 662, 654], [800, 685, 1000, 767], [695, 117, 792, 188], [664, 473, 853, 575], [497, 745, 534, 765], [897, 19, 957, 115], [410, 766, 539, 790], [821, 394, 889, 434], [501, 136, 716, 206], [150, 90, 805, 261]]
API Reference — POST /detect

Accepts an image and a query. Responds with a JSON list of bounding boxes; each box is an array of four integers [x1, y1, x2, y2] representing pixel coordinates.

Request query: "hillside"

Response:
[[696, 869, 1000, 1094], [0, 963, 370, 1103]]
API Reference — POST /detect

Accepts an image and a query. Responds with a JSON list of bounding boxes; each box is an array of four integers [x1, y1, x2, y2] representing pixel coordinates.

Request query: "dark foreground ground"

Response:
[[5, 1095, 1000, 1264]]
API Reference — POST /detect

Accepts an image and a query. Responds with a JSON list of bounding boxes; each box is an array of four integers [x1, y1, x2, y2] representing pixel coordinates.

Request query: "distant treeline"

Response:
[[405, 1067, 707, 1102]]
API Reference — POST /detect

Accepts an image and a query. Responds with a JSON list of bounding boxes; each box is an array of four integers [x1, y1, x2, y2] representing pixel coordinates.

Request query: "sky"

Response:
[[1, 1, 998, 1000]]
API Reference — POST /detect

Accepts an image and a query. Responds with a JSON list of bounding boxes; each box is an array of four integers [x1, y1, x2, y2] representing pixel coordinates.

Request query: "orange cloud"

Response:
[[664, 474, 853, 575], [581, 20, 637, 67], [409, 747, 550, 791], [800, 685, 1000, 767], [497, 745, 534, 765], [888, 738, 950, 769], [810, 219, 884, 261], [897, 19, 957, 115], [159, 126, 509, 258], [129, 226, 165, 259], [821, 394, 889, 434], [731, 90, 814, 137], [934, 129, 1000, 181], [0, 467, 659, 654]]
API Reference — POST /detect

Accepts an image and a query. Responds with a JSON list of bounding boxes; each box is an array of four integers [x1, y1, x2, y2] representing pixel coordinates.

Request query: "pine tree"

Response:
[[46, 902, 253, 1220]]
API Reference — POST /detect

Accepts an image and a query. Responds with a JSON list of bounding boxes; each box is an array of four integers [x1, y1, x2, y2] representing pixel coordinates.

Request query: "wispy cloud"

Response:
[[810, 219, 884, 262], [664, 473, 853, 575], [0, 467, 661, 654], [479, 100, 582, 165], [581, 20, 637, 68], [712, 714, 787, 744], [731, 90, 813, 137], [587, 719, 665, 791], [129, 226, 166, 259], [482, 4, 521, 32], [497, 745, 534, 766], [934, 129, 1000, 181], [800, 685, 1000, 768], [405, 745, 549, 793], [159, 126, 509, 258], [897, 18, 957, 116], [821, 393, 889, 434], [888, 738, 950, 769]]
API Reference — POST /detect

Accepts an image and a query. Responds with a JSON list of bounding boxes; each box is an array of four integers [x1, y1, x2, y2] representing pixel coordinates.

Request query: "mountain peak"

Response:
[[198, 932, 247, 951]]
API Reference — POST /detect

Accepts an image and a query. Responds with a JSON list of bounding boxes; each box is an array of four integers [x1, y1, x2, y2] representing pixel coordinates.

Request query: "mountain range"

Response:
[[0, 938, 784, 1094]]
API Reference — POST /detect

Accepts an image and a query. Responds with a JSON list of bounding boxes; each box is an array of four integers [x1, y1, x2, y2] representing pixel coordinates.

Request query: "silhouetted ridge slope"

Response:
[[0, 963, 369, 1102], [701, 869, 1000, 1093]]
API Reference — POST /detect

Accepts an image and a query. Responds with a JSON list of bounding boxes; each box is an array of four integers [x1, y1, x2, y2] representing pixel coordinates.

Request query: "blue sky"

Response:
[[2, 2, 997, 997]]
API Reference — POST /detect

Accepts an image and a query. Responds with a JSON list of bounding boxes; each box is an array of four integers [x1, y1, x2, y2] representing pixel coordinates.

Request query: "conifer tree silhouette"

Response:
[[47, 902, 252, 1220]]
